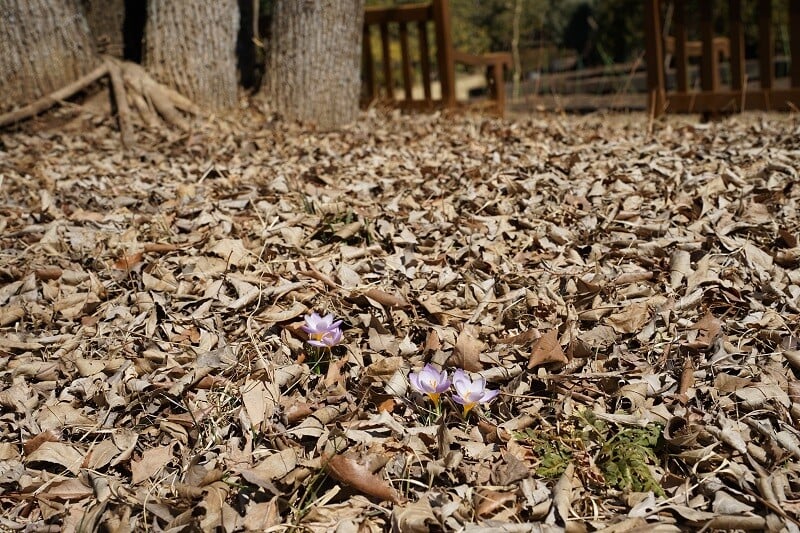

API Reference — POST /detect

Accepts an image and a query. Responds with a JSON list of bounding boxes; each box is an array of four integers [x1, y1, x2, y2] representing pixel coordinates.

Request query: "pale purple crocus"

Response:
[[301, 312, 343, 348], [409, 364, 451, 407], [451, 369, 499, 416]]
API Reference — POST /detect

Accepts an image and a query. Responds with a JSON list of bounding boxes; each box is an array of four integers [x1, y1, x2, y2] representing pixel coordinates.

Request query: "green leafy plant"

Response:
[[515, 410, 665, 496], [513, 428, 574, 478]]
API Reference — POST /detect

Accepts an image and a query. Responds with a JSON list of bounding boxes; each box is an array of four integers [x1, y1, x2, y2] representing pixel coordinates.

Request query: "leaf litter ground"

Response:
[[1, 107, 800, 532]]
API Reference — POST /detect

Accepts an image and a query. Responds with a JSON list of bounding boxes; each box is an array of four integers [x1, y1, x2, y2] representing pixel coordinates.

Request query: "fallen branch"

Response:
[[107, 59, 133, 148], [0, 56, 204, 143], [0, 63, 109, 127]]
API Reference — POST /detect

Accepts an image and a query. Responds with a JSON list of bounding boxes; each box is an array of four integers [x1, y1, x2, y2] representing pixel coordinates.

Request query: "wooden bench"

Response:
[[361, 0, 511, 116], [645, 0, 800, 115], [664, 36, 730, 64]]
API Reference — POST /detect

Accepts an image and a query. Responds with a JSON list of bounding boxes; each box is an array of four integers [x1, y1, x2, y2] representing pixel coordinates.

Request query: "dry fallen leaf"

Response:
[[362, 288, 410, 309], [605, 302, 650, 334], [528, 329, 568, 369], [452, 324, 486, 372], [131, 445, 173, 484], [325, 453, 404, 504], [23, 429, 61, 455], [391, 497, 438, 533], [474, 489, 517, 518], [238, 448, 297, 489], [2, 103, 800, 530]]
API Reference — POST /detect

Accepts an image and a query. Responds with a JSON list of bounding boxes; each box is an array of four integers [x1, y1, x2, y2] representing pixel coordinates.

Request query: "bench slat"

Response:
[[379, 22, 393, 100], [399, 22, 413, 100], [361, 0, 509, 115], [417, 20, 432, 103]]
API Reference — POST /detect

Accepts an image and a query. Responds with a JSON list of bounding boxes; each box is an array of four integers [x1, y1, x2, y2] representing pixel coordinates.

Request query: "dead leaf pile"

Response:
[[1, 108, 799, 531]]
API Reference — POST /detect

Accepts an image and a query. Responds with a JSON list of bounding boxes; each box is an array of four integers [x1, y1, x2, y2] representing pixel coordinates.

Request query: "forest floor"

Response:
[[1, 104, 799, 532]]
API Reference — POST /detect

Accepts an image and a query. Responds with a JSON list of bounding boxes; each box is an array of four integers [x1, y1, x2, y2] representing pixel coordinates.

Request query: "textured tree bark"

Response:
[[0, 0, 98, 113], [265, 0, 365, 130], [144, 0, 239, 111], [80, 0, 125, 57]]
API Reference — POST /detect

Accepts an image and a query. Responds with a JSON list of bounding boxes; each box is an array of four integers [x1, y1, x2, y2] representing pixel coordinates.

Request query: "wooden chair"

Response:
[[362, 0, 511, 116]]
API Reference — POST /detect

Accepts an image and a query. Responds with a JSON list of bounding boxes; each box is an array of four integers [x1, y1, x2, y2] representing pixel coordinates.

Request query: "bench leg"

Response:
[[488, 62, 505, 117]]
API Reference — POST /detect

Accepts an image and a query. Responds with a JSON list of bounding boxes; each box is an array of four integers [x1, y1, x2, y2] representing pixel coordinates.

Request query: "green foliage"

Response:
[[589, 0, 644, 64], [512, 427, 573, 478], [515, 410, 665, 496]]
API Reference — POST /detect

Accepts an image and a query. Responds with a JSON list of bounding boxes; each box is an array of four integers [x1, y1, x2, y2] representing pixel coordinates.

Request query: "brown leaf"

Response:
[[242, 378, 277, 430], [452, 324, 485, 372], [474, 489, 517, 518], [143, 242, 180, 253], [23, 429, 61, 455], [528, 329, 568, 369], [243, 498, 282, 531], [686, 311, 722, 348], [283, 401, 314, 424], [391, 498, 438, 533], [325, 453, 404, 504], [0, 304, 25, 327], [25, 442, 84, 475], [208, 238, 252, 267], [35, 267, 63, 280], [131, 445, 173, 484], [377, 398, 396, 413], [112, 251, 144, 271], [605, 302, 650, 334], [423, 329, 441, 353], [238, 448, 297, 489], [38, 477, 93, 501], [362, 288, 410, 309]]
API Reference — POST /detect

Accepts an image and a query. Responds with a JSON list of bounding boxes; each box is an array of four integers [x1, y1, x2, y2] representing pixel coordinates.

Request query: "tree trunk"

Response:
[[144, 0, 239, 111], [265, 0, 365, 130], [81, 0, 125, 58], [0, 0, 98, 113]]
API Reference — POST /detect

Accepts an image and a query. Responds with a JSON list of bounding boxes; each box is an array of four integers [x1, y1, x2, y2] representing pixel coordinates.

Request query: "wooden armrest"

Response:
[[452, 50, 511, 68]]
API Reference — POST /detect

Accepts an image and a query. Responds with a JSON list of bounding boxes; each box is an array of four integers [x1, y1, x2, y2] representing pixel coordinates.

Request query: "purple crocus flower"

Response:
[[301, 312, 343, 348], [451, 369, 499, 416], [409, 364, 451, 407]]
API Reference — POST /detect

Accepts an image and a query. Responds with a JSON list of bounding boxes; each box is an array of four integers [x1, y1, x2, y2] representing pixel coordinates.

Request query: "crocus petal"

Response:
[[449, 369, 499, 414], [452, 369, 471, 391], [317, 329, 342, 347], [307, 339, 328, 348], [301, 313, 321, 333], [451, 393, 468, 405], [409, 371, 424, 393], [433, 378, 451, 393], [481, 389, 500, 403]]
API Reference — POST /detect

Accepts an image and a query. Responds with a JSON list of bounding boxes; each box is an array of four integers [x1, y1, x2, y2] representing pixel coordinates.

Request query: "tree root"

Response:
[[0, 56, 203, 147]]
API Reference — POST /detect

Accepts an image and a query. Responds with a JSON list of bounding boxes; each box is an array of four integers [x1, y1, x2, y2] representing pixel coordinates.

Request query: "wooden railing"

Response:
[[645, 0, 800, 115], [362, 0, 511, 115]]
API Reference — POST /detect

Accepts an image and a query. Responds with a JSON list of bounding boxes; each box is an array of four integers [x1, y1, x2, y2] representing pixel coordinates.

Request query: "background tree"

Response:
[[144, 0, 239, 111], [0, 0, 99, 113], [264, 0, 365, 129], [80, 0, 125, 58]]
